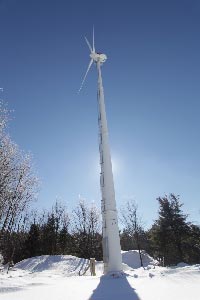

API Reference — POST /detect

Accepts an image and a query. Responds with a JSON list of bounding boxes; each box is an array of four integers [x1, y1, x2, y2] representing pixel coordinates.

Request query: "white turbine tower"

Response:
[[79, 29, 122, 275]]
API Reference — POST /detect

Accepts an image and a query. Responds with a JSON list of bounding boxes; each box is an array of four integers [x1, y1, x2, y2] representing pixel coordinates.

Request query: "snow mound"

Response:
[[13, 250, 158, 276], [14, 255, 90, 276], [122, 250, 158, 269], [2, 254, 200, 300]]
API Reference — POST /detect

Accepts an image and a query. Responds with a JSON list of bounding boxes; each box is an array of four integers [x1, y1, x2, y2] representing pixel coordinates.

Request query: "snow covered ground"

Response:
[[0, 251, 200, 300]]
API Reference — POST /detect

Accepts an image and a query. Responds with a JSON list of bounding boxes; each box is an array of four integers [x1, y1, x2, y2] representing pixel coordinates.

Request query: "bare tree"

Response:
[[72, 199, 102, 259], [0, 147, 39, 233], [0, 101, 39, 264], [121, 200, 145, 268]]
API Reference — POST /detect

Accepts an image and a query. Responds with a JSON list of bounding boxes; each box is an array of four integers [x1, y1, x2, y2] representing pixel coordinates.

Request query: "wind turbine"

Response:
[[79, 29, 122, 275]]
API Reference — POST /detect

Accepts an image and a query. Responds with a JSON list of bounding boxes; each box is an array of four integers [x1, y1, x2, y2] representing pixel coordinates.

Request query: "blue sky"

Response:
[[0, 0, 200, 228]]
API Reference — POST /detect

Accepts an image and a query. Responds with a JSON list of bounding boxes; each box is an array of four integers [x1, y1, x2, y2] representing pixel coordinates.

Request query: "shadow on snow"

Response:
[[89, 274, 140, 300]]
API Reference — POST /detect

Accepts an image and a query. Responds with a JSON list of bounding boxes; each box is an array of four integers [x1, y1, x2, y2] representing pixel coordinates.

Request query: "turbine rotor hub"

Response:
[[90, 52, 107, 63]]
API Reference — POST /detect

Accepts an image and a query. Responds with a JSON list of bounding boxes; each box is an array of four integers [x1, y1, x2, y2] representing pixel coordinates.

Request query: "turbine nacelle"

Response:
[[90, 52, 107, 63], [78, 28, 107, 93]]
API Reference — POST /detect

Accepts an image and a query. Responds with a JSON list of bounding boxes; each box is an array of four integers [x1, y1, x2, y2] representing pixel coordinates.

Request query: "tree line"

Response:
[[1, 194, 200, 268], [1, 101, 200, 267], [1, 200, 103, 265]]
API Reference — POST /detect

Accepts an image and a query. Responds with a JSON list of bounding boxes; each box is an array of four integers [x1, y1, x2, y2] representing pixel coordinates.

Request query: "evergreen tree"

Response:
[[120, 229, 135, 251], [41, 214, 58, 255], [149, 194, 191, 265], [58, 225, 74, 255], [183, 224, 200, 264], [24, 223, 41, 258]]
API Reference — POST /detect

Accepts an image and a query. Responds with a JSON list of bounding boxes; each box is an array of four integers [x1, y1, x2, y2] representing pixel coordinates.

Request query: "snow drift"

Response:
[[14, 250, 157, 276], [14, 255, 90, 276], [122, 250, 158, 269], [1, 252, 200, 300]]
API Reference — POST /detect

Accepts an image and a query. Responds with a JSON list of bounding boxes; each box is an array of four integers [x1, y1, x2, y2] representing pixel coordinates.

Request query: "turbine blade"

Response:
[[93, 26, 95, 52], [78, 58, 93, 93], [85, 36, 92, 52]]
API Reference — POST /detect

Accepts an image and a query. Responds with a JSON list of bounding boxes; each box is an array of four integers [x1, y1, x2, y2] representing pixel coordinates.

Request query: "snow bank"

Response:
[[14, 255, 90, 276], [122, 250, 158, 269], [13, 250, 157, 276], [1, 253, 200, 300]]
